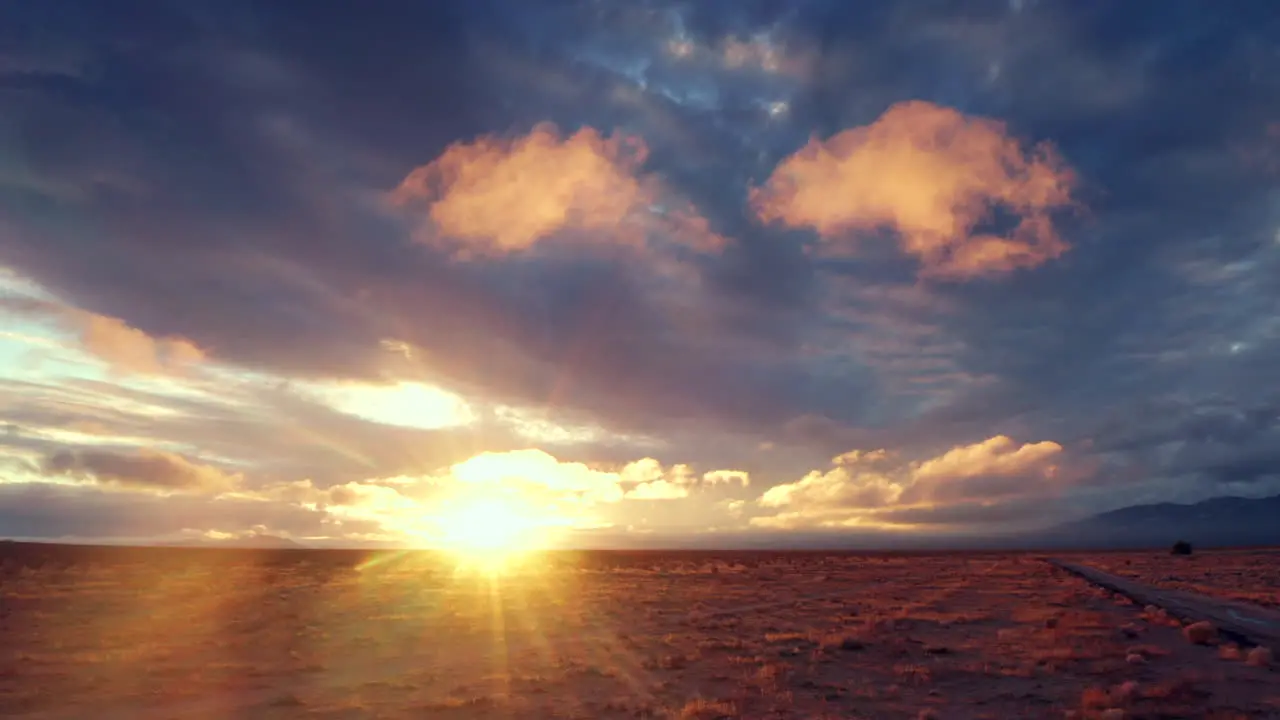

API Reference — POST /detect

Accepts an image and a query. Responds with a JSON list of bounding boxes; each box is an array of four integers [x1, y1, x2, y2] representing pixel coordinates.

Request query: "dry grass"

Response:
[[0, 546, 1276, 719]]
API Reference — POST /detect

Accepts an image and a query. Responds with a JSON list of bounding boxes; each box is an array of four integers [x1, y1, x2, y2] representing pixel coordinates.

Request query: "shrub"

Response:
[[1170, 540, 1193, 556]]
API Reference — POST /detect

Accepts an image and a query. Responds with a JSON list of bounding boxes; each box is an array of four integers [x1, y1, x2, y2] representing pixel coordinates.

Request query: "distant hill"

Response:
[[164, 535, 308, 550], [1033, 494, 1280, 549]]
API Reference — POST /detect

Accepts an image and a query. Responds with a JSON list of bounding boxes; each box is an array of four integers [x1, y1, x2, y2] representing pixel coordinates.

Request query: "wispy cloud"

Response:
[[42, 448, 240, 493]]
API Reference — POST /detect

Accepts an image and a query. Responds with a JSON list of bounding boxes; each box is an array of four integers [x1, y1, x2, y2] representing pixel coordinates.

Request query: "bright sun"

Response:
[[435, 497, 548, 562]]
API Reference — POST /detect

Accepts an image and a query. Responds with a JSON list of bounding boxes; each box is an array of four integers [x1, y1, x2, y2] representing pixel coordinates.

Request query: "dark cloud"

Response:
[[1089, 393, 1280, 488], [41, 448, 238, 492]]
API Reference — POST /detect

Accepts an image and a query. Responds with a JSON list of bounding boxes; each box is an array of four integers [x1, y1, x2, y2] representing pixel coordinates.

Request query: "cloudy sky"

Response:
[[1, 0, 1278, 547]]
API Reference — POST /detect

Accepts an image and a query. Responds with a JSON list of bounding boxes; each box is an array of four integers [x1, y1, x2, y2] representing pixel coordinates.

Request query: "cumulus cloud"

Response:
[[750, 100, 1077, 279], [42, 448, 240, 493], [753, 435, 1066, 529], [618, 459, 751, 498], [448, 448, 628, 504], [381, 450, 732, 511], [758, 460, 902, 511], [703, 469, 750, 486], [904, 435, 1063, 503], [619, 457, 666, 485], [390, 123, 725, 258], [249, 449, 749, 538], [626, 479, 690, 500]]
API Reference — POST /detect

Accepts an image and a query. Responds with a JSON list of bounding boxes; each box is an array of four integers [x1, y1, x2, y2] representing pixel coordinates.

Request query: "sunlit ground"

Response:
[[5, 549, 1280, 719]]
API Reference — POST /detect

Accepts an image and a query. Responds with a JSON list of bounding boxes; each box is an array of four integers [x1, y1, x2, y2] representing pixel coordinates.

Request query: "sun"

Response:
[[438, 498, 532, 550], [434, 497, 555, 571]]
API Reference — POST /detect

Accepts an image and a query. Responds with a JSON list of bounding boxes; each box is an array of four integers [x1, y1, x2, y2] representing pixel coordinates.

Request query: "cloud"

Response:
[[750, 100, 1077, 279], [41, 448, 240, 493], [618, 460, 748, 495], [0, 369, 504, 494], [1088, 394, 1280, 491], [753, 435, 1066, 529], [448, 448, 627, 504], [758, 462, 902, 511], [663, 28, 815, 80], [703, 469, 750, 486], [0, 290, 205, 376], [626, 479, 690, 500], [76, 312, 206, 375], [0, 481, 356, 541], [2, 1, 1279, 546], [236, 449, 744, 538], [905, 435, 1063, 503], [390, 123, 725, 258]]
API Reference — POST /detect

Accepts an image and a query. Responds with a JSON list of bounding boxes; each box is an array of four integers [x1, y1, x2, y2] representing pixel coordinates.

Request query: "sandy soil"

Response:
[[1, 547, 1277, 719], [1071, 549, 1280, 611]]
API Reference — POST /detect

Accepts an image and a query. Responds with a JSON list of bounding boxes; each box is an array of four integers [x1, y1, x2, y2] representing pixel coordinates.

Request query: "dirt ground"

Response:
[[1070, 549, 1280, 611], [1, 546, 1278, 719]]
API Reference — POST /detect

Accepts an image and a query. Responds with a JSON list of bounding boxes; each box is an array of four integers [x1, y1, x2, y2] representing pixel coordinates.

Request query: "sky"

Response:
[[1, 0, 1279, 548]]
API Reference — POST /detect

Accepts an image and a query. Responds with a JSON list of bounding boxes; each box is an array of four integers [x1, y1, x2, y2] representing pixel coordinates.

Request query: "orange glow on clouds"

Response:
[[752, 435, 1066, 529], [912, 435, 1062, 485], [247, 448, 752, 545], [78, 312, 204, 375], [450, 449, 627, 504], [390, 123, 725, 258], [751, 100, 1077, 279]]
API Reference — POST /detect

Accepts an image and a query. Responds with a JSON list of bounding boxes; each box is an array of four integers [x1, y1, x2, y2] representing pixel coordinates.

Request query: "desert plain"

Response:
[[1, 544, 1278, 719]]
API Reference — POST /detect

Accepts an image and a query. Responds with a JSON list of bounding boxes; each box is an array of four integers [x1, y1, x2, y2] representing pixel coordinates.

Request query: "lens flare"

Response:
[[435, 497, 560, 574]]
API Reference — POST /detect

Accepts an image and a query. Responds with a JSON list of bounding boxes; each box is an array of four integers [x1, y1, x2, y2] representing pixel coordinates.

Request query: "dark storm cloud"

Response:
[[1088, 393, 1280, 487], [2, 0, 1279, 535]]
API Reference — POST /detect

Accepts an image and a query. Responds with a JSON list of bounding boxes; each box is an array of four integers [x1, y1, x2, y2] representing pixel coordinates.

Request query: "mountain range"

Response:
[[163, 535, 308, 550], [1032, 494, 1280, 550]]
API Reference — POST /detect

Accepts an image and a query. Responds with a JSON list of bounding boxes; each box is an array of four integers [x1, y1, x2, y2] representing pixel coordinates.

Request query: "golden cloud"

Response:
[[625, 479, 690, 500], [244, 450, 746, 541], [750, 100, 1077, 279], [912, 435, 1062, 485], [702, 469, 751, 487], [78, 312, 205, 375], [902, 435, 1062, 504], [391, 123, 724, 258], [758, 464, 902, 510], [753, 435, 1066, 529], [450, 449, 627, 504]]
